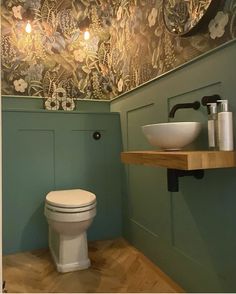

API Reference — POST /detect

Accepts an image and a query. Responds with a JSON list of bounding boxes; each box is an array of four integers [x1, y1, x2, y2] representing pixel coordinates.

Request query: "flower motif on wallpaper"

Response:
[[209, 11, 229, 39], [13, 78, 28, 93], [44, 87, 75, 111], [52, 88, 67, 101], [61, 98, 75, 111], [44, 97, 60, 111]]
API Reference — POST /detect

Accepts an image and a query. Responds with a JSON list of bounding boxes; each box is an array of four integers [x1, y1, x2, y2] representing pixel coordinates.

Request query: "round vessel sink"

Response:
[[142, 122, 202, 150]]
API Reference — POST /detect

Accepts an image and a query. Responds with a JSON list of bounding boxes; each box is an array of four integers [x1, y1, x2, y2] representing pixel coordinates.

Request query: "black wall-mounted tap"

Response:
[[169, 101, 201, 118]]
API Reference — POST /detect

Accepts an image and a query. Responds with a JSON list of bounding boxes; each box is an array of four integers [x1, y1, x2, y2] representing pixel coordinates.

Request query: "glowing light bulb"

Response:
[[83, 30, 90, 41], [25, 21, 32, 34]]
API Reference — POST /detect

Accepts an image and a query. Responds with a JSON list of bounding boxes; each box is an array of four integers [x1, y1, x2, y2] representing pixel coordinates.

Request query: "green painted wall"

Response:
[[111, 40, 236, 293], [3, 107, 123, 254]]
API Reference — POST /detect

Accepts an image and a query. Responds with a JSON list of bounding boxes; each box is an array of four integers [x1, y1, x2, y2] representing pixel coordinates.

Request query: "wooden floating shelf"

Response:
[[121, 150, 236, 171]]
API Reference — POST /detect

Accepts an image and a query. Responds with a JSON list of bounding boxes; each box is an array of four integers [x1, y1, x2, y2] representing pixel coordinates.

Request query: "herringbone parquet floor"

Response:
[[3, 238, 184, 293]]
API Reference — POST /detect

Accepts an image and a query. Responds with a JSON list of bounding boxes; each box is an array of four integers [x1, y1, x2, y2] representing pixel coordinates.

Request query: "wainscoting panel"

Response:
[[126, 102, 171, 241], [3, 110, 123, 254], [3, 128, 55, 254], [127, 103, 155, 150], [111, 41, 236, 292], [166, 82, 224, 267]]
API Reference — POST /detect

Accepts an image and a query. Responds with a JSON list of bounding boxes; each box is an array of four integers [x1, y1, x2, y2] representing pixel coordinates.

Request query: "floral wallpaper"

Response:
[[1, 0, 236, 101]]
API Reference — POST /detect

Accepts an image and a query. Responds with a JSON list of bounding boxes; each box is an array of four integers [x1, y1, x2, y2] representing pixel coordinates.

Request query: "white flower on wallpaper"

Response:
[[61, 98, 75, 111], [52, 88, 67, 101], [45, 87, 76, 111], [13, 79, 28, 93], [45, 97, 60, 111], [209, 11, 229, 39]]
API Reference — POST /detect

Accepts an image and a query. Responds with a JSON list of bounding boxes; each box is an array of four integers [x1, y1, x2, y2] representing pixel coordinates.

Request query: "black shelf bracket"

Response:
[[167, 169, 204, 192]]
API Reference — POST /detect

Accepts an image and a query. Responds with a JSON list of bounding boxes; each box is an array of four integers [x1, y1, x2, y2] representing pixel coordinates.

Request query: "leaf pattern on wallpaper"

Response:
[[1, 0, 236, 100]]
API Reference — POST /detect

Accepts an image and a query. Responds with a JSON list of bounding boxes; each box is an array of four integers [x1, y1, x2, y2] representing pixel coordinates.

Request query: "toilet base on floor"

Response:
[[49, 226, 91, 273]]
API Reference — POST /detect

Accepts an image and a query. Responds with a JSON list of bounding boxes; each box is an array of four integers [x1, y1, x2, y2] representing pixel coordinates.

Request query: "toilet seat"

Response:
[[45, 202, 96, 213], [46, 189, 96, 212]]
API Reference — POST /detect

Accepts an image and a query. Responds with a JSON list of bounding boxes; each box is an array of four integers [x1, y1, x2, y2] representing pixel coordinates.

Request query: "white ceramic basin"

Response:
[[142, 122, 202, 150]]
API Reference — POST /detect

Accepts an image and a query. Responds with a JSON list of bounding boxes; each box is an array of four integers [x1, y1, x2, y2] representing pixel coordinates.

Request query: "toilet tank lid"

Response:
[[46, 189, 96, 208]]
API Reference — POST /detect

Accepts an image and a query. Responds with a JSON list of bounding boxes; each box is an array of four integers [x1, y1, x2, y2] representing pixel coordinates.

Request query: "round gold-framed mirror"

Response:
[[163, 0, 220, 36]]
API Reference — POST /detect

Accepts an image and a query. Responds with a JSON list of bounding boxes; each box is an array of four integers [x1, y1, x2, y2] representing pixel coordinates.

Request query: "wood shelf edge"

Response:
[[121, 150, 236, 170]]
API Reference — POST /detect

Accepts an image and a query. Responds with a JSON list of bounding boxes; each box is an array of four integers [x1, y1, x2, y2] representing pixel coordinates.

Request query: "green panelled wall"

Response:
[[111, 40, 236, 293], [3, 108, 123, 254]]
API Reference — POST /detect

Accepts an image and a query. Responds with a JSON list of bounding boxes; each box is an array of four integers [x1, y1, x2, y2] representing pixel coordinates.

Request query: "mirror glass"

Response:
[[163, 0, 215, 36]]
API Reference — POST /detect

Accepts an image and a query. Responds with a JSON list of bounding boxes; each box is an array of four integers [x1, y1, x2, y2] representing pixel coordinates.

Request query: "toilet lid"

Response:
[[46, 189, 96, 208]]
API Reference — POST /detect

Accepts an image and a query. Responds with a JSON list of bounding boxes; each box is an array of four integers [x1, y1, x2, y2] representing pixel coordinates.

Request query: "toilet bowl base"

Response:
[[50, 245, 91, 273], [49, 226, 91, 273]]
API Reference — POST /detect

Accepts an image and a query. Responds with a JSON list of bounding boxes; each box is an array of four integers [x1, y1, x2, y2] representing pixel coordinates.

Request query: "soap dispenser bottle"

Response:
[[207, 103, 218, 150], [217, 100, 234, 151]]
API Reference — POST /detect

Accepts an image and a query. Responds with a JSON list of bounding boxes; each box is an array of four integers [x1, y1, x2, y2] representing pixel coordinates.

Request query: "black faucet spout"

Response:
[[169, 101, 200, 118]]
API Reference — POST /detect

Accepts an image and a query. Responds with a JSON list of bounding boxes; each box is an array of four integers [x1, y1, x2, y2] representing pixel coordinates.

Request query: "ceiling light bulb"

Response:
[[25, 21, 32, 34], [84, 30, 90, 40]]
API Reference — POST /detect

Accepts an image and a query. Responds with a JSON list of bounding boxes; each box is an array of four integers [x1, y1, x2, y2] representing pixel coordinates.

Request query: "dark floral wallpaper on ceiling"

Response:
[[1, 0, 236, 101]]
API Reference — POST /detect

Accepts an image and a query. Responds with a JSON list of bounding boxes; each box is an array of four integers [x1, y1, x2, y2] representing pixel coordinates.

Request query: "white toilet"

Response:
[[44, 189, 96, 273]]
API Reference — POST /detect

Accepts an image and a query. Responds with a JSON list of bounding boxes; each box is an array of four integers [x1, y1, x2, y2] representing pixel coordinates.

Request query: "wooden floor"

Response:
[[3, 238, 184, 293]]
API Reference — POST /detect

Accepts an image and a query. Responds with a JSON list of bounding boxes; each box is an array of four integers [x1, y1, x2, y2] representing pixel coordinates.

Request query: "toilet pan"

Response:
[[44, 189, 96, 273]]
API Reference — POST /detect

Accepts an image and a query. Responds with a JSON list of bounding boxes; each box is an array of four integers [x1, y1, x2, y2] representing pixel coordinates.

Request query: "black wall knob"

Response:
[[93, 131, 101, 140]]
